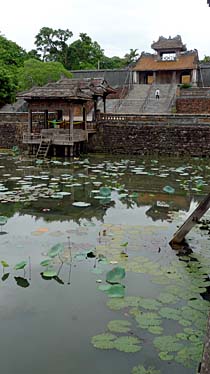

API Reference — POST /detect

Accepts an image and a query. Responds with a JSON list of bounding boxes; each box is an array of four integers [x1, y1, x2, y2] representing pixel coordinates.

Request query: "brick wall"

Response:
[[88, 120, 210, 156], [176, 98, 210, 113]]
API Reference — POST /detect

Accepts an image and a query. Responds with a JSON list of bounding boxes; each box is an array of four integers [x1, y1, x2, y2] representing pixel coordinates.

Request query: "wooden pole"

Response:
[[28, 109, 32, 134], [170, 193, 210, 245]]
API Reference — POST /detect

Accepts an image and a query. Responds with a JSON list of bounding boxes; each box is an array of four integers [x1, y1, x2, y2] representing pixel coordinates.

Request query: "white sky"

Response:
[[0, 0, 210, 59]]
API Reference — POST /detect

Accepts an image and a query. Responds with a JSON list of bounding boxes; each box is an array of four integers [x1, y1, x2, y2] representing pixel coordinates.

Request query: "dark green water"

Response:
[[0, 153, 209, 374]]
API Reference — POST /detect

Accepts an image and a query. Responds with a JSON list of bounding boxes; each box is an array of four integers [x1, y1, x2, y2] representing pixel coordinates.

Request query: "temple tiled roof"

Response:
[[18, 78, 115, 101], [151, 35, 186, 51], [133, 51, 198, 71]]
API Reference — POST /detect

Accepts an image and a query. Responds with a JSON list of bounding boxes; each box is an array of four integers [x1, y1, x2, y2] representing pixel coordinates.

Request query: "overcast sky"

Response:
[[1, 0, 210, 59]]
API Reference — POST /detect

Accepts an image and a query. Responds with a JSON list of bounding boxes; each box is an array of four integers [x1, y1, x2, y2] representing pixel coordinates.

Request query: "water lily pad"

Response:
[[40, 259, 52, 267], [14, 261, 27, 270], [43, 269, 57, 278], [106, 284, 125, 298], [107, 320, 131, 333], [154, 335, 183, 353], [91, 333, 116, 349], [1, 260, 9, 268], [72, 202, 91, 207], [106, 266, 125, 284], [114, 336, 141, 353], [98, 284, 112, 291], [163, 185, 175, 194], [0, 216, 8, 226], [99, 187, 111, 197], [47, 243, 64, 258], [132, 365, 160, 374]]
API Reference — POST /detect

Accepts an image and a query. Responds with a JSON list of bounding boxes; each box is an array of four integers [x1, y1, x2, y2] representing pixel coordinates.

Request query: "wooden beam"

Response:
[[28, 109, 32, 133], [170, 193, 210, 245]]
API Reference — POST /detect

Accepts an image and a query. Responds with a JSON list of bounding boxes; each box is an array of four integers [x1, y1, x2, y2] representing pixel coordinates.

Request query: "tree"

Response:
[[67, 33, 105, 70], [200, 56, 210, 63], [34, 27, 73, 65], [0, 34, 26, 105], [123, 49, 139, 66], [17, 58, 72, 91]]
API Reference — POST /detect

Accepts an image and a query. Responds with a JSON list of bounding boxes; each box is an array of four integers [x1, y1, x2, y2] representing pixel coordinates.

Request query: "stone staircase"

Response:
[[99, 84, 177, 114], [142, 84, 177, 113]]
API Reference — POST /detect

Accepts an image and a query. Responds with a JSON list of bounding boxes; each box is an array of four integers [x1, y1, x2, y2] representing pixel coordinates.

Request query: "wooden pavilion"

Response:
[[133, 35, 199, 85], [18, 78, 115, 157]]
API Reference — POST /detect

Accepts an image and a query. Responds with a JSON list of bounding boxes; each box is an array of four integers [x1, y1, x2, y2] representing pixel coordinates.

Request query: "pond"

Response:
[[0, 153, 210, 374]]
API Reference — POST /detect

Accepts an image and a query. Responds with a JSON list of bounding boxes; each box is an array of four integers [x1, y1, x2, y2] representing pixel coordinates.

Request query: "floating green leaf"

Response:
[[14, 260, 27, 270], [132, 365, 160, 374], [135, 312, 162, 329], [114, 336, 141, 353], [106, 266, 125, 284], [139, 297, 162, 311], [1, 260, 9, 268], [154, 335, 183, 353], [159, 307, 181, 321], [98, 284, 112, 291], [157, 292, 180, 304], [47, 243, 64, 258], [99, 187, 111, 197], [40, 259, 52, 267], [107, 320, 131, 333], [91, 333, 116, 349], [43, 269, 57, 278], [106, 284, 125, 298], [163, 185, 175, 194], [0, 216, 8, 226], [159, 352, 174, 361]]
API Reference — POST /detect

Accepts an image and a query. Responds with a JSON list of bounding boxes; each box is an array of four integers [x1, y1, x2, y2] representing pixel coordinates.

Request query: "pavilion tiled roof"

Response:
[[133, 51, 198, 71], [151, 35, 186, 51], [18, 78, 115, 101]]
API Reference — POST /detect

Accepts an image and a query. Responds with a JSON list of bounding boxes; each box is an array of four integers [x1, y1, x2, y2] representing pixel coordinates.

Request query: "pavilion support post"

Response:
[[44, 110, 48, 129], [28, 109, 32, 134], [53, 146, 56, 157], [170, 193, 210, 245], [153, 72, 156, 84], [65, 147, 68, 157], [172, 71, 176, 84], [69, 105, 74, 142], [93, 98, 98, 120], [83, 104, 87, 140], [70, 145, 73, 157], [103, 95, 106, 113]]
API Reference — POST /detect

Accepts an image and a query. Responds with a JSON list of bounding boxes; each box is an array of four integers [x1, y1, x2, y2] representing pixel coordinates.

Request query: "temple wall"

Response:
[[88, 115, 210, 156]]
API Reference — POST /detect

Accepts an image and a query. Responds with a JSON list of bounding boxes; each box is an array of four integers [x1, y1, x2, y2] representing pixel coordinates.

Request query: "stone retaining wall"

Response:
[[88, 116, 210, 156], [177, 98, 210, 113]]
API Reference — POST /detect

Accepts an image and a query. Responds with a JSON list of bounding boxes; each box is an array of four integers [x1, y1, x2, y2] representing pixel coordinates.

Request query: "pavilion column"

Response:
[[192, 69, 197, 87], [28, 109, 32, 134], [83, 104, 87, 139], [153, 71, 157, 84], [44, 110, 48, 129], [93, 97, 98, 121], [69, 104, 74, 142], [103, 95, 106, 113], [172, 71, 176, 84]]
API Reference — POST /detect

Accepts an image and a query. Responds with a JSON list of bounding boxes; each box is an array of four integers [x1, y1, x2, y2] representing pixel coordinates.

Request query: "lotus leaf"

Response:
[[14, 261, 27, 270], [163, 185, 175, 194], [139, 298, 162, 311], [178, 319, 192, 327], [1, 260, 9, 268], [40, 259, 52, 267], [99, 187, 111, 197], [43, 269, 57, 278], [72, 202, 91, 207], [187, 299, 210, 312], [181, 306, 205, 323], [0, 216, 8, 226], [157, 292, 180, 304], [98, 284, 112, 291], [106, 284, 125, 298], [154, 335, 183, 353], [47, 243, 64, 258], [159, 307, 181, 320], [107, 320, 131, 333], [135, 312, 162, 329], [148, 326, 164, 335], [114, 336, 141, 353], [107, 296, 140, 310], [2, 273, 9, 281], [91, 333, 116, 349], [106, 266, 125, 284], [132, 365, 160, 374], [158, 352, 174, 361]]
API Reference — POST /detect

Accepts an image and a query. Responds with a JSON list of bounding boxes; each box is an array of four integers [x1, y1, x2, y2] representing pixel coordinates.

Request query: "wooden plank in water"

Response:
[[200, 312, 210, 374], [170, 193, 210, 245]]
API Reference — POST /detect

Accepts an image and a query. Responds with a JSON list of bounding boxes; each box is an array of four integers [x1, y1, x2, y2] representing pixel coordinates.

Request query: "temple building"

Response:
[[132, 35, 199, 86]]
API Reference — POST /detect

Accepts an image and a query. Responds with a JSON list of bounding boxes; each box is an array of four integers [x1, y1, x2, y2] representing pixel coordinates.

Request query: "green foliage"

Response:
[[132, 365, 160, 374], [107, 320, 131, 333], [34, 26, 73, 65], [106, 266, 126, 283], [91, 333, 141, 352], [17, 58, 72, 91]]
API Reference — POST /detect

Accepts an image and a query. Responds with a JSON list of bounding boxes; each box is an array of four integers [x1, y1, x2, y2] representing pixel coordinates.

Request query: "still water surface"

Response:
[[0, 154, 209, 374]]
